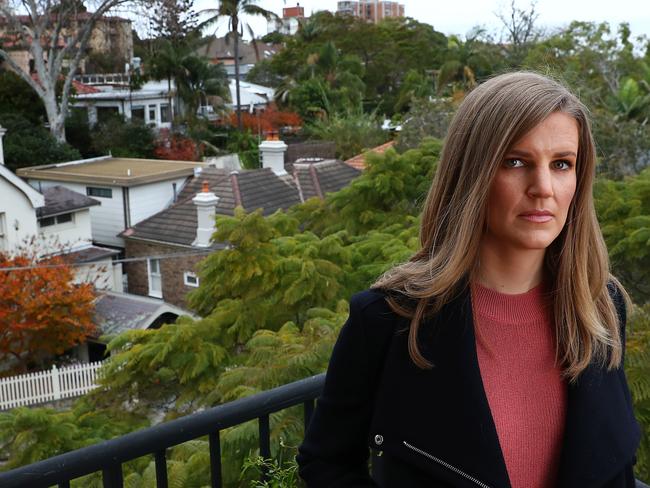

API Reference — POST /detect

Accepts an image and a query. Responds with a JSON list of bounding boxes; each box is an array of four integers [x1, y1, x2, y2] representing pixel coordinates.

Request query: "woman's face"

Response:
[[483, 112, 579, 253]]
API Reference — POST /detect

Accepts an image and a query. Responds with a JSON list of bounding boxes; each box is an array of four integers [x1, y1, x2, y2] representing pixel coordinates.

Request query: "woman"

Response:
[[296, 72, 641, 488]]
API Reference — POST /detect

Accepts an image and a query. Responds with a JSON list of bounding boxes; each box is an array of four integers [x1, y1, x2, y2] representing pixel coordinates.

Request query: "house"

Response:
[[0, 127, 121, 290], [17, 155, 216, 248], [227, 79, 275, 113], [0, 14, 133, 75], [336, 0, 405, 22], [71, 80, 174, 129], [120, 136, 361, 307], [195, 36, 281, 80]]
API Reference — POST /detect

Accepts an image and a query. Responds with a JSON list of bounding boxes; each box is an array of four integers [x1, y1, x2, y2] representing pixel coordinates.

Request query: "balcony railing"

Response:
[[2, 372, 647, 488], [0, 373, 325, 488]]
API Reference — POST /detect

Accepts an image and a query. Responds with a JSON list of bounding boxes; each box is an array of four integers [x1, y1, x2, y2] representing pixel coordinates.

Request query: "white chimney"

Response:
[[259, 133, 288, 176], [192, 181, 219, 247], [0, 125, 6, 166]]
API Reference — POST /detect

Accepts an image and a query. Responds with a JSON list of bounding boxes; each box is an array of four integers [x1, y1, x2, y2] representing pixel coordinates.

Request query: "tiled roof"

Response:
[[37, 185, 100, 218], [93, 291, 191, 337], [345, 140, 396, 170], [123, 167, 302, 246], [195, 37, 280, 64], [293, 159, 361, 200], [72, 80, 101, 94], [63, 245, 119, 263]]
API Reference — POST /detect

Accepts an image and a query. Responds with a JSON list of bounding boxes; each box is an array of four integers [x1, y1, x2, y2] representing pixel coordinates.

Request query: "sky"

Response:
[[189, 0, 650, 42]]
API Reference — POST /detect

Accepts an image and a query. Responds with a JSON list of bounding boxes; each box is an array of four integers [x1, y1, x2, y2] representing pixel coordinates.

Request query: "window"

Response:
[[160, 104, 171, 123], [39, 216, 56, 227], [131, 105, 145, 121], [148, 258, 162, 298], [148, 106, 156, 122], [87, 187, 113, 198], [38, 213, 74, 228], [184, 272, 199, 287], [56, 213, 72, 224]]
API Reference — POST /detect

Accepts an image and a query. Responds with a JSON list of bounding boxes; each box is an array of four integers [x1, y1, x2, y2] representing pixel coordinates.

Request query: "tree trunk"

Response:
[[43, 90, 67, 143], [233, 16, 243, 131]]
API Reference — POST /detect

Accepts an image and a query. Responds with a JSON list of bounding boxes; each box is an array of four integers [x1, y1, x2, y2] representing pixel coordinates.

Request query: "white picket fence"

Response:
[[0, 362, 103, 410]]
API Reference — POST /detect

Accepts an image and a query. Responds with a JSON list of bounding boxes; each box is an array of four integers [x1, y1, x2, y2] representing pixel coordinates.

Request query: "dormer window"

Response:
[[38, 213, 74, 228]]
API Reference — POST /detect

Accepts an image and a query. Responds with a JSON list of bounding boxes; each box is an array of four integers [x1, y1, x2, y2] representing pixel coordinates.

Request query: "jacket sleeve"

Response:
[[296, 291, 394, 487]]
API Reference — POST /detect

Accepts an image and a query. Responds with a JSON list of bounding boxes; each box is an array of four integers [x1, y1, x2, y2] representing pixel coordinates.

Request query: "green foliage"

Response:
[[626, 304, 650, 481], [396, 97, 458, 152], [304, 110, 388, 160], [0, 113, 81, 172], [0, 70, 45, 124], [595, 170, 650, 303], [89, 117, 156, 158], [226, 129, 260, 169], [0, 399, 147, 471], [242, 452, 300, 488]]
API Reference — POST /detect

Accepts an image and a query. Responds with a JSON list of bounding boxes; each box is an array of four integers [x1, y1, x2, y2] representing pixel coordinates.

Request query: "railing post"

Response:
[[154, 450, 168, 488], [258, 414, 271, 482], [209, 431, 222, 488], [102, 464, 123, 488], [51, 365, 61, 401]]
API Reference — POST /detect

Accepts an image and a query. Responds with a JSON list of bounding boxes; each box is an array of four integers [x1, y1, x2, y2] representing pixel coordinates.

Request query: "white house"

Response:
[[0, 159, 45, 254], [0, 127, 121, 290], [72, 80, 174, 129], [228, 79, 275, 113], [18, 155, 217, 248]]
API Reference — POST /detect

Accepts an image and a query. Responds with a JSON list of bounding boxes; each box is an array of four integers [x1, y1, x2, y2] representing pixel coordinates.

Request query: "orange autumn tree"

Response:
[[0, 253, 96, 372], [228, 104, 302, 134]]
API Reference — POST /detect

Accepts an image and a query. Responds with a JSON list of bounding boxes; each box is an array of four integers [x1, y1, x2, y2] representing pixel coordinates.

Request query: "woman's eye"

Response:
[[504, 158, 525, 168], [553, 160, 572, 170]]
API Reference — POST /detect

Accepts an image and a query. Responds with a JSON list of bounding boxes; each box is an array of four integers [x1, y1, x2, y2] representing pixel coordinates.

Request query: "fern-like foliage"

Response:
[[626, 304, 650, 482]]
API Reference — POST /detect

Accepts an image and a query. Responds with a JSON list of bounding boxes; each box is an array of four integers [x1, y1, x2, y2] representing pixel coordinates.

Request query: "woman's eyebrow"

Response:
[[506, 149, 577, 158]]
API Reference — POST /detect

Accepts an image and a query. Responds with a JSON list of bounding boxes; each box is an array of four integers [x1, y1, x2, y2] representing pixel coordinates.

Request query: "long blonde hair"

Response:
[[374, 72, 626, 382]]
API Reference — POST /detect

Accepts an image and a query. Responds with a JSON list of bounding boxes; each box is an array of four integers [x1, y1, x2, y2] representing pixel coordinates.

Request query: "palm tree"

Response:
[[200, 0, 278, 130], [436, 33, 491, 94]]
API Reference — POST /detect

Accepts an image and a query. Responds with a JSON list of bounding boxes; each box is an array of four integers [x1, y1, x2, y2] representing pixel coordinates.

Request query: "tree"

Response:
[[436, 32, 493, 94], [496, 0, 541, 67], [0, 0, 132, 142], [90, 116, 156, 158], [0, 70, 45, 124], [199, 0, 277, 130], [148, 0, 198, 43], [0, 112, 81, 172], [176, 54, 229, 117], [0, 251, 96, 372]]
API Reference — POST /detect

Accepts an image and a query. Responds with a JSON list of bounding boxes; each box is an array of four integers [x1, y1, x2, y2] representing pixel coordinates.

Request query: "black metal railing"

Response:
[[0, 373, 326, 488]]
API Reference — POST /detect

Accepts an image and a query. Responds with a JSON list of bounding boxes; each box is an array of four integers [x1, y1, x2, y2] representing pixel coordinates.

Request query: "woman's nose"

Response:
[[527, 167, 554, 199]]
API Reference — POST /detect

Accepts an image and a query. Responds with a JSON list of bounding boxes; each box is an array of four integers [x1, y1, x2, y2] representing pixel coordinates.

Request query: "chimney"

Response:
[[0, 125, 6, 166], [192, 181, 219, 247], [259, 132, 288, 176]]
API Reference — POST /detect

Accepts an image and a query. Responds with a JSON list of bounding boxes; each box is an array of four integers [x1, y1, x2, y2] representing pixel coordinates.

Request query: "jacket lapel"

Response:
[[383, 290, 512, 488]]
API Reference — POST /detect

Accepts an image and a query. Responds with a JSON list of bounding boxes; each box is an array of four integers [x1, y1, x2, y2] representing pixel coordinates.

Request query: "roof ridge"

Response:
[[230, 172, 243, 207]]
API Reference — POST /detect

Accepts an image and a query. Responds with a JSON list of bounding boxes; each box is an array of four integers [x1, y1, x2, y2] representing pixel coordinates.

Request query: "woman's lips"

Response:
[[519, 211, 554, 223]]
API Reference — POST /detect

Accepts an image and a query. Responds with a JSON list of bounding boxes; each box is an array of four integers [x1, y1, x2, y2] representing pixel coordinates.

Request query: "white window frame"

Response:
[[183, 271, 199, 287], [147, 258, 163, 298]]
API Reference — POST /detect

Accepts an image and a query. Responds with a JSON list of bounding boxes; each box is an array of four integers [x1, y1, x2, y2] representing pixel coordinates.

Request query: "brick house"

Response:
[[121, 140, 361, 308]]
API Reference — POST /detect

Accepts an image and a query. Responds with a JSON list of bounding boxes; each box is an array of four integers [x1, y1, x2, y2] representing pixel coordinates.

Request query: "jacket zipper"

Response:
[[402, 441, 492, 488]]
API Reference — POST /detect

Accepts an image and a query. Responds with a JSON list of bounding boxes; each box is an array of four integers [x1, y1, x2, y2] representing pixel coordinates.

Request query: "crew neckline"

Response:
[[471, 281, 551, 324]]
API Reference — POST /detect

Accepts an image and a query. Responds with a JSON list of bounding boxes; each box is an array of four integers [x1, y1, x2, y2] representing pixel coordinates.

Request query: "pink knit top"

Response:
[[471, 282, 567, 488]]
